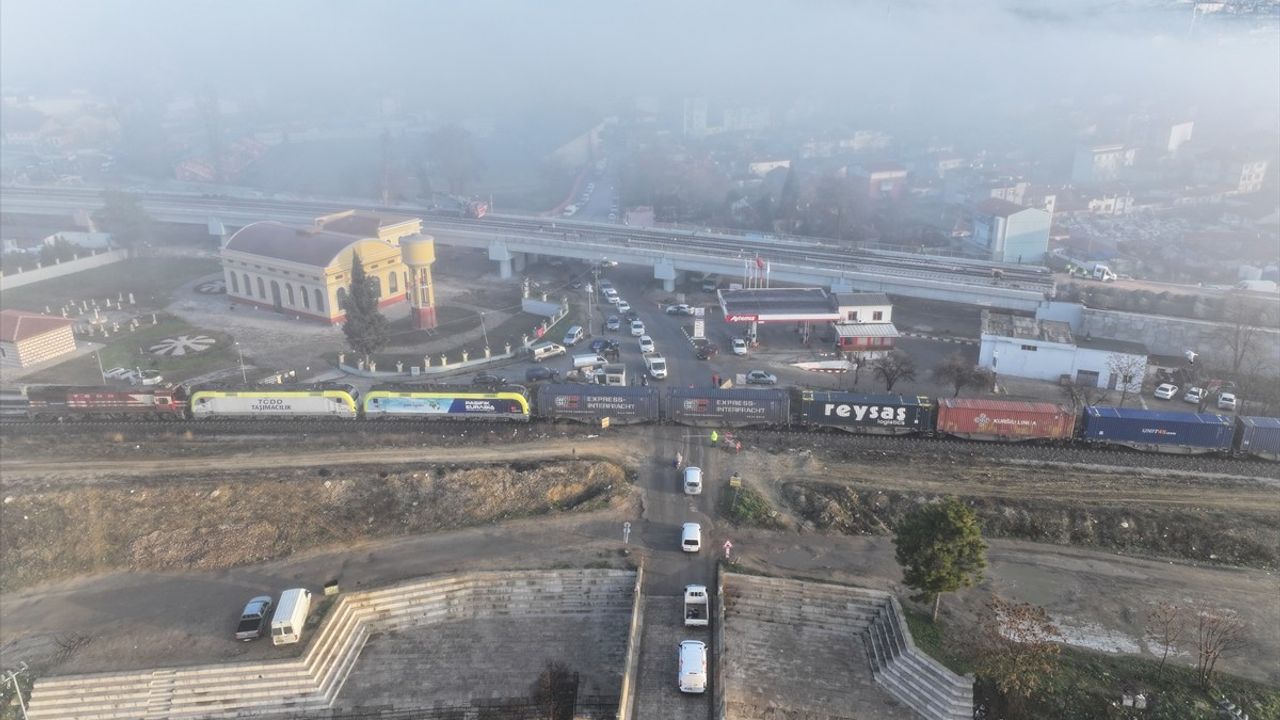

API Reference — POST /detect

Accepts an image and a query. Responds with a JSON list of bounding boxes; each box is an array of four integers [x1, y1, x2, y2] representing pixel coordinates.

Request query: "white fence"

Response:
[[0, 249, 129, 290]]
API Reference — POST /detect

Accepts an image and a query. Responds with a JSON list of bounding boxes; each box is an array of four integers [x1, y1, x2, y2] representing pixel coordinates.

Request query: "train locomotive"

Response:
[[3, 382, 1277, 461]]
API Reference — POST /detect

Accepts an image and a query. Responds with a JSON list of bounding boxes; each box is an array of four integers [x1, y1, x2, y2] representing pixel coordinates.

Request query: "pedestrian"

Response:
[[674, 451, 683, 469], [712, 373, 720, 387]]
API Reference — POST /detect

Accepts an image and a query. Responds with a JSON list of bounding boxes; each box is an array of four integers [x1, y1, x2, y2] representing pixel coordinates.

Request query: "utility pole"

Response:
[[4, 662, 29, 720]]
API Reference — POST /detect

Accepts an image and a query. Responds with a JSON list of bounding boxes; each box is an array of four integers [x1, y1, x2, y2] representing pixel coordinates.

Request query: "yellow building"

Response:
[[221, 211, 436, 325]]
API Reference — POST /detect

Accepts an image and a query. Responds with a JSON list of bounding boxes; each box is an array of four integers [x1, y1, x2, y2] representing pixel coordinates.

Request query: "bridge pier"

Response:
[[654, 260, 677, 293], [488, 240, 514, 279], [513, 253, 527, 273]]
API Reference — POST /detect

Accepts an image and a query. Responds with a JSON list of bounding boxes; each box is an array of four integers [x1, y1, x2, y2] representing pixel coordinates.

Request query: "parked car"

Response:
[[678, 640, 708, 694], [1183, 386, 1207, 404], [525, 367, 559, 382], [1153, 383, 1178, 400], [131, 369, 164, 386], [745, 370, 777, 385], [630, 320, 646, 337], [731, 338, 747, 356], [234, 595, 274, 641], [606, 316, 621, 331], [624, 310, 640, 322], [1217, 392, 1238, 411], [617, 300, 632, 314], [472, 373, 508, 388], [589, 338, 619, 354], [665, 304, 692, 315], [695, 343, 718, 360], [638, 335, 655, 353], [102, 367, 135, 381]]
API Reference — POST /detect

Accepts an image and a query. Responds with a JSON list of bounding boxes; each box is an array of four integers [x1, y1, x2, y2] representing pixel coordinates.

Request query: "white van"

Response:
[[683, 467, 702, 495], [270, 588, 312, 646], [681, 523, 702, 553], [530, 341, 567, 362], [563, 325, 585, 346], [572, 354, 608, 369], [678, 640, 708, 694]]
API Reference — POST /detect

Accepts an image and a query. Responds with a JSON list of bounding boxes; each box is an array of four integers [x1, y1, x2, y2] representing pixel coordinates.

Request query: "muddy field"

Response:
[[0, 458, 626, 592]]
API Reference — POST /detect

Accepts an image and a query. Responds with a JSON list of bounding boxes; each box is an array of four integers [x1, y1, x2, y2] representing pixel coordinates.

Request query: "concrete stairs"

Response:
[[723, 575, 972, 720], [26, 569, 636, 720]]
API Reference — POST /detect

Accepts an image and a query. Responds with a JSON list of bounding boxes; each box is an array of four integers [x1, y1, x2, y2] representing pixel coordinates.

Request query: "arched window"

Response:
[[336, 287, 348, 310], [370, 277, 381, 299], [301, 286, 311, 309], [286, 283, 295, 306], [388, 272, 398, 294], [243, 273, 251, 296], [257, 277, 266, 299], [314, 289, 324, 312], [229, 272, 239, 294]]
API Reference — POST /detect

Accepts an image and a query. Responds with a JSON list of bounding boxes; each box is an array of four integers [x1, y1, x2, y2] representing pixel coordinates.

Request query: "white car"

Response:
[[638, 335, 655, 353], [605, 289, 620, 304], [1153, 383, 1178, 400], [731, 338, 747, 356], [630, 320, 646, 337], [665, 304, 692, 315], [678, 640, 708, 694], [745, 370, 777, 385], [1217, 392, 1238, 411], [616, 300, 632, 314], [1183, 386, 1207, 404], [681, 523, 702, 553], [102, 367, 135, 381], [682, 467, 702, 495], [132, 369, 164, 386]]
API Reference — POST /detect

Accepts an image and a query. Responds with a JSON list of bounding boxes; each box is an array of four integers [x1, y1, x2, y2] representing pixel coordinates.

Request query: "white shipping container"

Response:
[[191, 394, 356, 419]]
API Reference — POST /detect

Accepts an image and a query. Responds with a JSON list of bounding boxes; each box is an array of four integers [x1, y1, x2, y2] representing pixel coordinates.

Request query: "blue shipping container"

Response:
[[1082, 406, 1234, 454], [666, 388, 790, 428], [1237, 416, 1280, 461], [536, 384, 659, 425]]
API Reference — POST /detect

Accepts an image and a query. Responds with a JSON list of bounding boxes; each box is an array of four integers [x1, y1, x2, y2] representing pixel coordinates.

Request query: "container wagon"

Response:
[[666, 387, 789, 428], [189, 384, 359, 420], [25, 385, 188, 420], [364, 389, 530, 421], [935, 398, 1075, 442], [1081, 407, 1235, 455], [1235, 416, 1280, 461], [535, 384, 659, 425], [800, 391, 934, 435]]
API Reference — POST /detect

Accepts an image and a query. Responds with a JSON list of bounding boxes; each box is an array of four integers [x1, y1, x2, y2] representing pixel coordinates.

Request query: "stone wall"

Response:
[[1081, 307, 1280, 372]]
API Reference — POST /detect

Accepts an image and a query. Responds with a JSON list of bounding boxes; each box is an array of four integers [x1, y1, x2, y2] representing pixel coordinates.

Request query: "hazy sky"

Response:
[[3, 0, 1278, 132]]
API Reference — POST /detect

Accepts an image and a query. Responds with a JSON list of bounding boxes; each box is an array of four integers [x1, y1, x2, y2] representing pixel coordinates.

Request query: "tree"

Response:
[[93, 190, 154, 253], [1214, 295, 1274, 375], [1193, 601, 1246, 688], [932, 352, 990, 398], [872, 350, 917, 391], [1105, 353, 1147, 408], [1146, 601, 1186, 674], [1060, 379, 1110, 413], [969, 596, 1062, 705], [341, 253, 390, 362], [426, 123, 484, 195], [893, 498, 988, 621]]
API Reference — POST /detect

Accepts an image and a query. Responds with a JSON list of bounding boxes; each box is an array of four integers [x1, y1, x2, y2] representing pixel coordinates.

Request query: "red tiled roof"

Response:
[[0, 310, 75, 343]]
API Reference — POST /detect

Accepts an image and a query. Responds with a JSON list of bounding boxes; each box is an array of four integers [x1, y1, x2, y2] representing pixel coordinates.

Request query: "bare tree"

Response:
[[872, 350, 917, 391], [933, 352, 989, 398], [1060, 380, 1110, 413], [1215, 295, 1274, 375], [1105, 353, 1147, 408], [1193, 602, 1247, 687], [965, 596, 1062, 706], [1145, 601, 1185, 674]]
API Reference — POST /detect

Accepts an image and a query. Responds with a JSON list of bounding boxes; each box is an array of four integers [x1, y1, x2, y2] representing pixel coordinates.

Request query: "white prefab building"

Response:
[[979, 311, 1148, 390]]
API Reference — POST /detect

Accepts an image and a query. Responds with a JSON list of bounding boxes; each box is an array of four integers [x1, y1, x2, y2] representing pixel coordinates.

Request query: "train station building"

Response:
[[717, 287, 898, 352], [220, 211, 441, 327]]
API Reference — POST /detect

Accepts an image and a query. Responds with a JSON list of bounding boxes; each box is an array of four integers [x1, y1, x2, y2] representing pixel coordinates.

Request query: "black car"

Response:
[[624, 310, 640, 322], [695, 343, 719, 360], [472, 373, 508, 388], [589, 338, 620, 353], [525, 367, 559, 382]]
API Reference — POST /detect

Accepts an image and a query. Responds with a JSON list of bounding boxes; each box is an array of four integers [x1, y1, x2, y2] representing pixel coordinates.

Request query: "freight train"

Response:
[[3, 383, 1278, 461]]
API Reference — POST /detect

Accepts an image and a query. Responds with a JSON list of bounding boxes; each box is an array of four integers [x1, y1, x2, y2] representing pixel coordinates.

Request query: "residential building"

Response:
[[852, 163, 909, 203], [832, 293, 899, 353], [0, 310, 77, 369], [682, 97, 708, 138], [971, 198, 1051, 263], [1071, 144, 1137, 184], [978, 311, 1148, 390]]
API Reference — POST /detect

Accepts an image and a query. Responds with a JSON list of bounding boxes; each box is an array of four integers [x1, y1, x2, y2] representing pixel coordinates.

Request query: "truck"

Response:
[[643, 352, 668, 380], [270, 588, 312, 646], [684, 584, 709, 627], [234, 595, 273, 641]]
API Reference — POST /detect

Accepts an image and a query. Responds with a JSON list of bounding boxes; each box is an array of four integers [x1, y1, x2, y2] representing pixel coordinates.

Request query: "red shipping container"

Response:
[[935, 398, 1075, 441]]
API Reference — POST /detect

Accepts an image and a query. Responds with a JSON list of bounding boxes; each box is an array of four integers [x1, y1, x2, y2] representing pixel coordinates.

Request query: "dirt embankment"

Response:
[[0, 459, 626, 592]]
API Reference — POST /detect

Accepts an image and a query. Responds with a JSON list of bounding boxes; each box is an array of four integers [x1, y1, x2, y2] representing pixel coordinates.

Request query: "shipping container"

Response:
[[800, 391, 934, 435], [1081, 406, 1234, 454], [535, 384, 659, 425], [666, 387, 790, 428], [189, 384, 358, 419], [363, 390, 529, 421], [25, 385, 187, 419], [1235, 416, 1280, 461], [935, 398, 1074, 441]]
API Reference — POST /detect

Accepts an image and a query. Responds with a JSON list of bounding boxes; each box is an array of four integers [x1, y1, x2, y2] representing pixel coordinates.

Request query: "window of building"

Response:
[[872, 311, 883, 321], [371, 277, 381, 299], [314, 289, 324, 312], [242, 273, 250, 295], [286, 284, 295, 306], [336, 287, 348, 309], [388, 272, 398, 294], [301, 286, 310, 309], [230, 273, 239, 294], [1020, 344, 1037, 351], [847, 311, 859, 322], [257, 277, 266, 299]]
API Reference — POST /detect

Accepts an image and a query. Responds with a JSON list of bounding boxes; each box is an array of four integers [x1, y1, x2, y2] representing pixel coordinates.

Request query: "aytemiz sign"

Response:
[[724, 314, 758, 322]]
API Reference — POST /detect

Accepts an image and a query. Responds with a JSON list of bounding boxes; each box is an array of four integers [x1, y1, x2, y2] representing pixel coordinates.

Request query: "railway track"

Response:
[[2, 419, 1276, 479]]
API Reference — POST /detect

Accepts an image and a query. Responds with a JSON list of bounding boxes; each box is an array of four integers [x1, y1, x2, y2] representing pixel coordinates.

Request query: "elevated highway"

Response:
[[0, 185, 1055, 311]]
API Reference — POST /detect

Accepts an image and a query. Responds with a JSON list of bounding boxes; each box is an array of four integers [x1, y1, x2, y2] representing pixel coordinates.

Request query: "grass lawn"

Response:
[[902, 606, 1280, 720], [21, 314, 239, 386], [0, 257, 221, 312]]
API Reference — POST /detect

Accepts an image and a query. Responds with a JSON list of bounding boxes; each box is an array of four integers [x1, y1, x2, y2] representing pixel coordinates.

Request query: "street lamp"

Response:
[[235, 341, 247, 383], [94, 350, 105, 382], [479, 312, 490, 349], [992, 351, 999, 393]]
